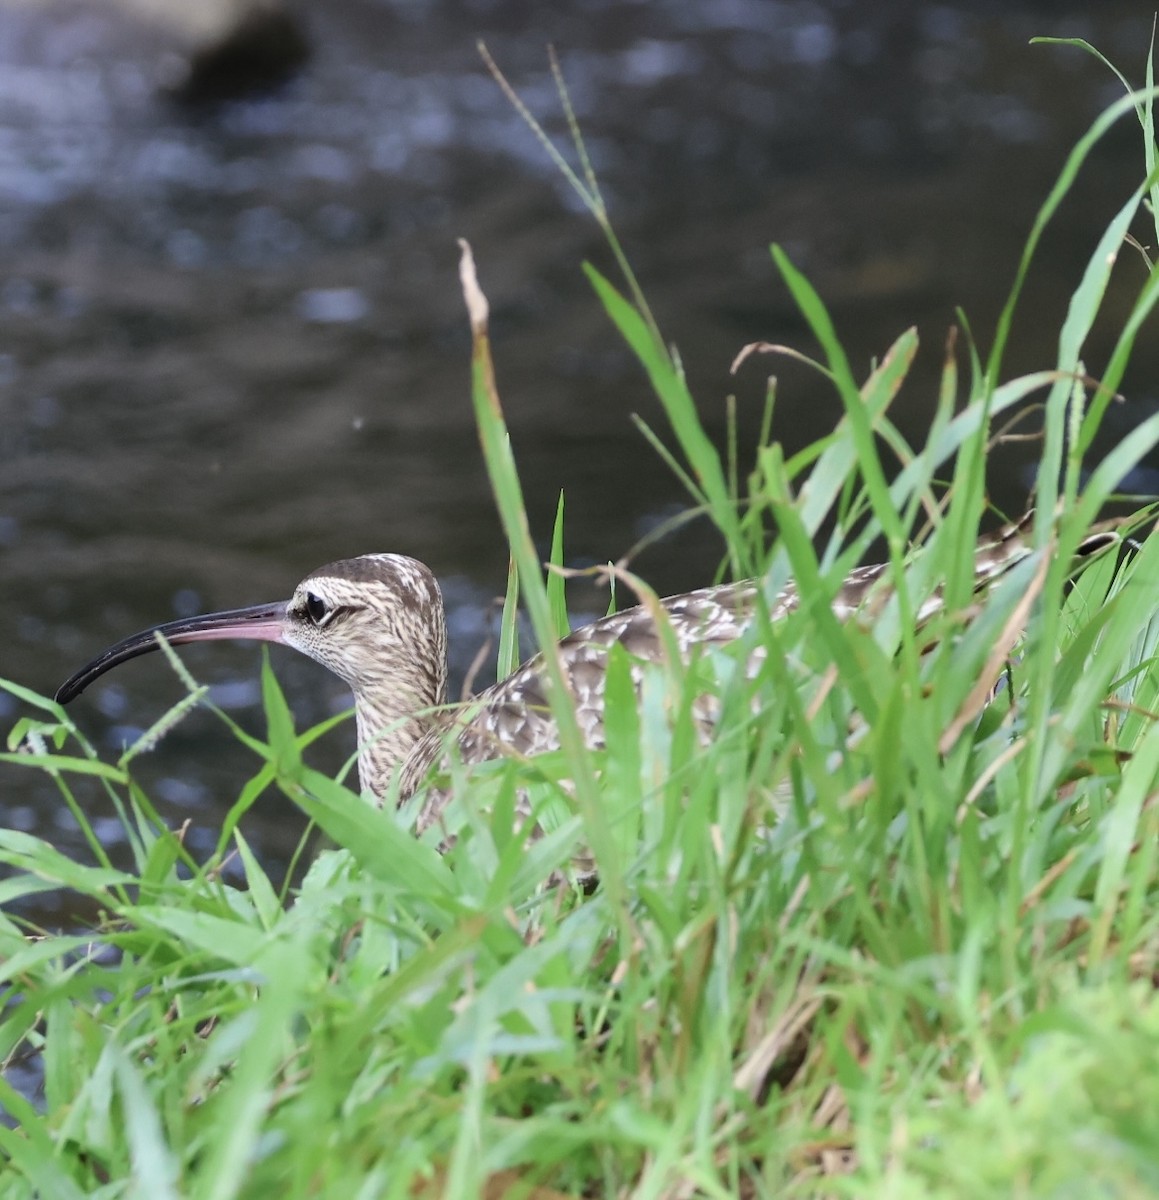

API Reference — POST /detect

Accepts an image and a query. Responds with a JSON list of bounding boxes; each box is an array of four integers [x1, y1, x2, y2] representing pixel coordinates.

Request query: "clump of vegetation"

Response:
[[3, 37, 1159, 1199]]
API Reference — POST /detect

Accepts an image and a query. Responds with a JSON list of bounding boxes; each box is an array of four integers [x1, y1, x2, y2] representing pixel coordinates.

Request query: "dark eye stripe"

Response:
[[299, 594, 356, 628]]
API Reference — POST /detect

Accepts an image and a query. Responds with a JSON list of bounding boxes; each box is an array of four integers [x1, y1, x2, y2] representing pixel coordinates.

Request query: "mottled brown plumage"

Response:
[[55, 515, 1123, 829]]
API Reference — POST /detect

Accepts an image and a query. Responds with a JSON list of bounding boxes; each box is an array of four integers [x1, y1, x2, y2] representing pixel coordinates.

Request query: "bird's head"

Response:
[[55, 554, 448, 713], [284, 555, 447, 707]]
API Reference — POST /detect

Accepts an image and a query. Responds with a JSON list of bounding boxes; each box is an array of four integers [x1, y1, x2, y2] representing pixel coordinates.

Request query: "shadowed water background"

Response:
[[1, 0, 1157, 914]]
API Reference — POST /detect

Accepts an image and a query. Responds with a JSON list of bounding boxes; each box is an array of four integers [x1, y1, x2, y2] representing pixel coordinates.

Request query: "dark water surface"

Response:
[[1, 0, 1155, 904]]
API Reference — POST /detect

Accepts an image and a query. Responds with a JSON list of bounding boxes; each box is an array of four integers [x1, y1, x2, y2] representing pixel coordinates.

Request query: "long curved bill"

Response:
[[55, 601, 290, 705]]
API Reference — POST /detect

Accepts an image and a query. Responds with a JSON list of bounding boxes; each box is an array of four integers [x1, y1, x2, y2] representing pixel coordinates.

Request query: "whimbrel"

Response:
[[55, 516, 1123, 829]]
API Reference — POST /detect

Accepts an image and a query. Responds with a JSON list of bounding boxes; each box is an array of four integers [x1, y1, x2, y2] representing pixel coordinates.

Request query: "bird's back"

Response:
[[398, 512, 1128, 824]]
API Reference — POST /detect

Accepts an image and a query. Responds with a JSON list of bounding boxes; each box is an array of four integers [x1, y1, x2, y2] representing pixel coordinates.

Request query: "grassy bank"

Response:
[[4, 40, 1159, 1198]]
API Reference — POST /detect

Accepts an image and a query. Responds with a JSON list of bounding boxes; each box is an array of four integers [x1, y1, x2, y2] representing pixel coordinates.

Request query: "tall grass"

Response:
[[3, 41, 1159, 1198]]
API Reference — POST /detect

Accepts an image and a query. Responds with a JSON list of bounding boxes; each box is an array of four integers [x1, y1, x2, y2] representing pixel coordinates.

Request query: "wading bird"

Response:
[[55, 516, 1124, 832]]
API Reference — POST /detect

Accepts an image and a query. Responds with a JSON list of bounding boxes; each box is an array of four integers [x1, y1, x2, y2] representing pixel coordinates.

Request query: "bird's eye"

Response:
[[304, 592, 329, 625]]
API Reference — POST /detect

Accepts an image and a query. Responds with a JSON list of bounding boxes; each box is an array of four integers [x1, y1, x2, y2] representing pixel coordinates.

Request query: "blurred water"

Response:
[[0, 0, 1155, 902]]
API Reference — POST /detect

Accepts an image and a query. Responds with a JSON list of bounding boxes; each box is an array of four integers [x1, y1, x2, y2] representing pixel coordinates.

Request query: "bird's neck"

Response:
[[351, 635, 448, 802], [353, 697, 429, 801]]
